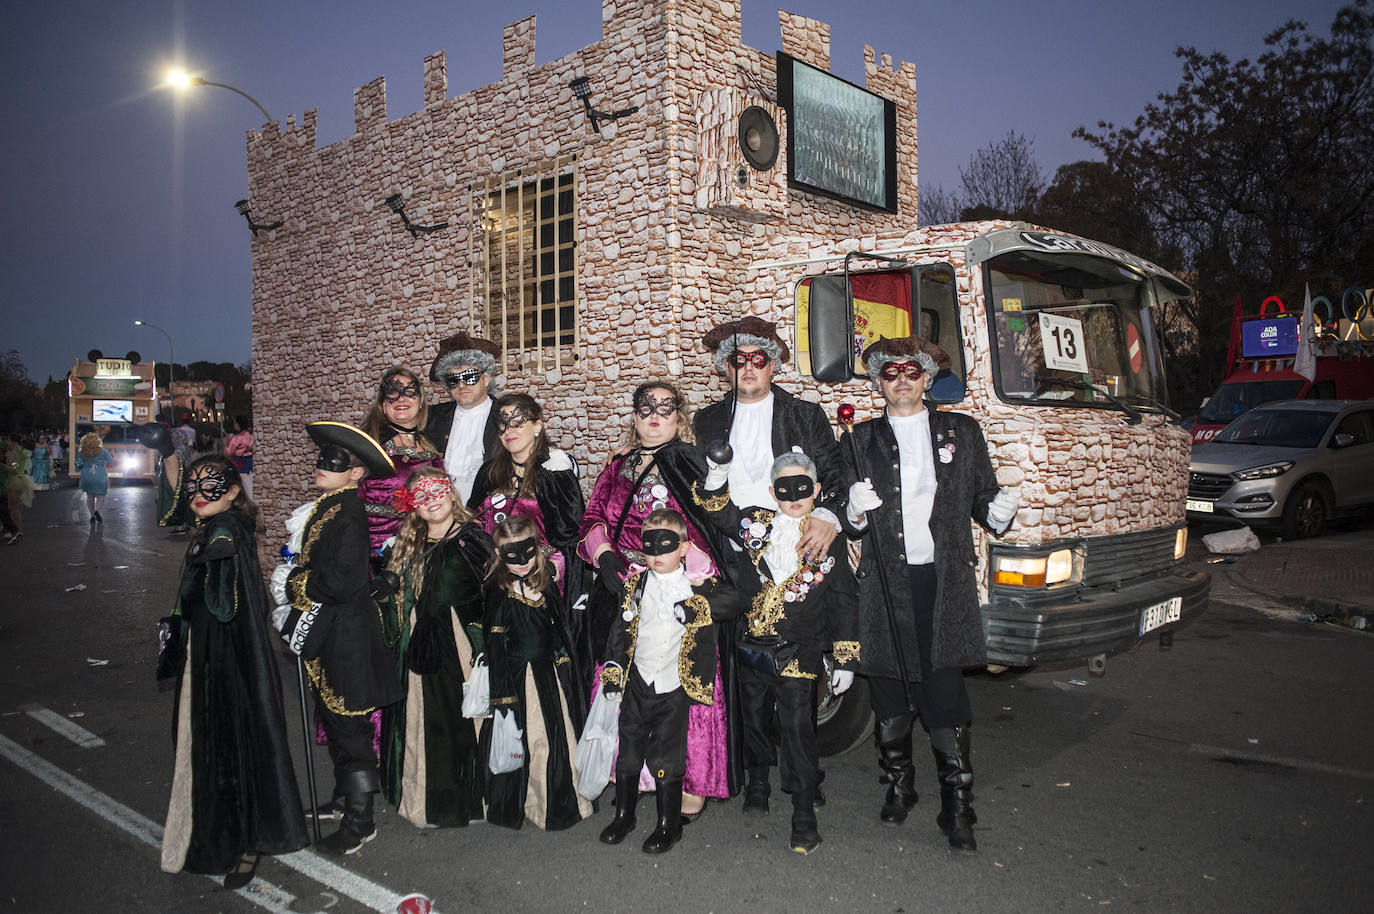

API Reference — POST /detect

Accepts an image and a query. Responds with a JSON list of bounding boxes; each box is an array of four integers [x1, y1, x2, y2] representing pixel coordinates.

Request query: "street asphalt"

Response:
[[1, 476, 1371, 913]]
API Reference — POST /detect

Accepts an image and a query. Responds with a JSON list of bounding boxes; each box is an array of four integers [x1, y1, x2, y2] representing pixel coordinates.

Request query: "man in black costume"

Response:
[[840, 335, 1019, 853], [273, 421, 403, 855], [424, 329, 503, 505]]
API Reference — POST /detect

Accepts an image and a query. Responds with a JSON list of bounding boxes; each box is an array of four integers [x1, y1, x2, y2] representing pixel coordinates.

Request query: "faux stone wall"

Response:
[[246, 0, 1187, 580]]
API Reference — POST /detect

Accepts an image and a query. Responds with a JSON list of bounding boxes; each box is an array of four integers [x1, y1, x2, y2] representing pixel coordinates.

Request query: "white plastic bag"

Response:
[[488, 709, 526, 774], [574, 686, 622, 799], [461, 654, 491, 718], [1202, 525, 1261, 555]]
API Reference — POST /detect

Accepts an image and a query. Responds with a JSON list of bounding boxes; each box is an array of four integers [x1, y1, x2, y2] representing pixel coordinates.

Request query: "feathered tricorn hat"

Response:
[[429, 330, 502, 382], [702, 316, 790, 372]]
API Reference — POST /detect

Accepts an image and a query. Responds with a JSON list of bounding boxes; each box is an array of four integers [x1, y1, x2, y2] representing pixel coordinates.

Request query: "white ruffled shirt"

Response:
[[633, 567, 693, 693], [762, 511, 803, 582], [444, 398, 493, 504], [889, 411, 937, 565]]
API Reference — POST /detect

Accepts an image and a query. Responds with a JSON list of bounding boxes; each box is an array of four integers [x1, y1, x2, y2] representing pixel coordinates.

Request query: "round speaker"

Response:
[[125, 351, 141, 364], [87, 349, 103, 362], [738, 105, 779, 172]]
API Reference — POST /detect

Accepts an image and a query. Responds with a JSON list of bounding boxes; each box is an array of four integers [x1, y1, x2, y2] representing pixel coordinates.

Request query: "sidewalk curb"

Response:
[[1220, 563, 1366, 620]]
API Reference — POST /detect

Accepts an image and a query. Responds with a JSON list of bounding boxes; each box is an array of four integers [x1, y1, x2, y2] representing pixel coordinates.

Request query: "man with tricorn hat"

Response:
[[694, 317, 851, 565], [693, 316, 852, 798], [424, 329, 502, 504], [839, 335, 1020, 854], [272, 421, 403, 855]]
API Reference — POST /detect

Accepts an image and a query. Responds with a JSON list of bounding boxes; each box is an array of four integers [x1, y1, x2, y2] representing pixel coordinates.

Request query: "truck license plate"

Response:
[[1185, 499, 1214, 513], [1140, 597, 1183, 635]]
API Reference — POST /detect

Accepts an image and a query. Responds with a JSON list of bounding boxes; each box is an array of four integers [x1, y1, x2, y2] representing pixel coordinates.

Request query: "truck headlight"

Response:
[[1174, 527, 1187, 561], [1234, 461, 1293, 480], [992, 548, 1076, 588]]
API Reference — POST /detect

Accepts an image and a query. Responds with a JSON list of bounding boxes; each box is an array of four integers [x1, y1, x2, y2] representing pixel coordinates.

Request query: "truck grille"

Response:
[[1188, 471, 1232, 501], [1080, 527, 1179, 588]]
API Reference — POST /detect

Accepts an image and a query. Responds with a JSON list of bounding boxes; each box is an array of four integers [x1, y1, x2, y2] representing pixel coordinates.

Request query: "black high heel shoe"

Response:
[[223, 853, 259, 890]]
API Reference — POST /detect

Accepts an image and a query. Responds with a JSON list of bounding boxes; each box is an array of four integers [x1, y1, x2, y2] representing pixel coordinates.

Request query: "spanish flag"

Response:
[[797, 271, 912, 373]]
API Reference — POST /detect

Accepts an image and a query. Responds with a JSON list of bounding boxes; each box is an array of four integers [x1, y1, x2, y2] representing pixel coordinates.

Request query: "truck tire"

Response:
[[1280, 481, 1329, 540], [816, 656, 873, 757]]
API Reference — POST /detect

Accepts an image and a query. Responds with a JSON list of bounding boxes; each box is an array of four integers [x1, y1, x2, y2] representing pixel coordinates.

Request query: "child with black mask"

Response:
[[481, 515, 591, 830], [596, 508, 740, 855]]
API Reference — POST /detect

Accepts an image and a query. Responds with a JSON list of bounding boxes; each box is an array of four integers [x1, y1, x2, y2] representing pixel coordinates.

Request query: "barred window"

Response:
[[478, 156, 580, 371]]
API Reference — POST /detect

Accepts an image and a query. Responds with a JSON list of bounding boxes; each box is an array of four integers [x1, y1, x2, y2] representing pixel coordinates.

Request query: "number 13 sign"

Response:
[[1039, 312, 1090, 373]]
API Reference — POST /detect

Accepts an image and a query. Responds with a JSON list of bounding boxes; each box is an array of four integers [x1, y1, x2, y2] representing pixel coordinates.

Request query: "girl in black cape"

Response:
[[161, 455, 309, 889]]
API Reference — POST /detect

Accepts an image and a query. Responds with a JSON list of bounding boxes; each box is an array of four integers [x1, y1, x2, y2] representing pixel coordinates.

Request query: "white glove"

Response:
[[604, 689, 623, 704], [830, 669, 855, 695], [704, 457, 730, 491], [846, 479, 883, 523], [270, 563, 293, 606], [987, 487, 1020, 533], [271, 604, 291, 632]]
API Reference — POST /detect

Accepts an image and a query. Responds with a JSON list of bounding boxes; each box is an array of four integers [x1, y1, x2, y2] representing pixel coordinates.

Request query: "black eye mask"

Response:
[[443, 368, 484, 389], [641, 528, 682, 556], [495, 410, 533, 433], [381, 378, 421, 402], [184, 470, 232, 501], [772, 474, 816, 503], [315, 447, 352, 473], [500, 537, 539, 566]]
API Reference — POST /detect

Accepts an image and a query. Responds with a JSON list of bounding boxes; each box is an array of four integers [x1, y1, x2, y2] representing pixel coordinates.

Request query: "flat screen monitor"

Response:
[[776, 51, 898, 212], [92, 399, 134, 423], [1241, 315, 1298, 358]]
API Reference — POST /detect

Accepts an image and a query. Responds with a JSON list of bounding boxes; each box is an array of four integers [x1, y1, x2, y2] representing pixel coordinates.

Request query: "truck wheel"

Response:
[[1280, 482, 1329, 540], [816, 656, 873, 757]]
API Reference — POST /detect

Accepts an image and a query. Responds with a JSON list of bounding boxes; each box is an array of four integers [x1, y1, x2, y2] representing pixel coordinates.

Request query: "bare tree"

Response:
[[957, 131, 1046, 220], [918, 183, 963, 226]]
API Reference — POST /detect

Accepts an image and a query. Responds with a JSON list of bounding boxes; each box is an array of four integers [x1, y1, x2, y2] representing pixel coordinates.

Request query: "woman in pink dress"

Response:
[[578, 382, 732, 819]]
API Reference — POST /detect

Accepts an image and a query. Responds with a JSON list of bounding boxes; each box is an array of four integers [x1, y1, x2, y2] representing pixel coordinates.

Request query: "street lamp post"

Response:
[[164, 69, 273, 122], [134, 320, 174, 416]]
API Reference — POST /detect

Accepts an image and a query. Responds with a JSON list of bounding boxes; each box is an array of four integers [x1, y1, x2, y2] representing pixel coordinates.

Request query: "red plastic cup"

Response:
[[396, 893, 434, 914]]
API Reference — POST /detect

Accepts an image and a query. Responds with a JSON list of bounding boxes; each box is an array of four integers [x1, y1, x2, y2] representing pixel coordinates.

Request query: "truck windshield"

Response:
[[1197, 379, 1305, 424], [986, 251, 1170, 412]]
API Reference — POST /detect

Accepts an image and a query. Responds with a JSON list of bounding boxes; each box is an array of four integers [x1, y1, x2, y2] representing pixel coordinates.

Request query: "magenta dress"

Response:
[[357, 432, 443, 559], [579, 452, 729, 799]]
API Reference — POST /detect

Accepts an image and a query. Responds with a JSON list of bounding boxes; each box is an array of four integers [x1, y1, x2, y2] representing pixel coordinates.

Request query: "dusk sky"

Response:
[[2, 0, 1349, 387]]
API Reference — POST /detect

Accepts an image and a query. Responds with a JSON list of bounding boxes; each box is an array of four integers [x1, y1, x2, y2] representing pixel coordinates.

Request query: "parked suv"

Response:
[[1187, 400, 1374, 538]]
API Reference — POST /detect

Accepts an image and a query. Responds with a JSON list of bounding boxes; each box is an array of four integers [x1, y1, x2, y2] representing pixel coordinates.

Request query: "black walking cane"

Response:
[[837, 403, 915, 714], [295, 656, 322, 842]]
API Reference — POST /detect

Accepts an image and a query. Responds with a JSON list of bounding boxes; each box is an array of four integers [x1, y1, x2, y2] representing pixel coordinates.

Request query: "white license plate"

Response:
[[1140, 597, 1183, 635], [1185, 499, 1214, 513]]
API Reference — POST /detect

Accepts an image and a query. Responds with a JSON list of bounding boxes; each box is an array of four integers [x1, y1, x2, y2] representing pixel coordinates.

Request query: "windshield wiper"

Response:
[[1118, 393, 1181, 421], [1032, 376, 1142, 425]]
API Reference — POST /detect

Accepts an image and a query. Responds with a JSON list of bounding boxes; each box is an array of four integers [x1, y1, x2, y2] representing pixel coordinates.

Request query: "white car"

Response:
[[1187, 399, 1374, 539]]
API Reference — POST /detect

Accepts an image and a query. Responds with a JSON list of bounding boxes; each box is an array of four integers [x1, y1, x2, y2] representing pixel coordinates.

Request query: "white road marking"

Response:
[[21, 704, 106, 748], [0, 733, 438, 912], [0, 733, 296, 912]]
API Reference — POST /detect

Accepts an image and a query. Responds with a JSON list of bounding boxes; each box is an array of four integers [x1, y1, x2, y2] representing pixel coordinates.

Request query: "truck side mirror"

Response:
[[804, 275, 856, 383], [1331, 432, 1356, 449]]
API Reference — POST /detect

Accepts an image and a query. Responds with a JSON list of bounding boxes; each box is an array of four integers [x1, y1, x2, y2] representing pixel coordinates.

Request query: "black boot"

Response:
[[742, 766, 770, 817], [599, 776, 640, 845], [789, 789, 821, 854], [931, 726, 977, 853], [642, 777, 683, 854], [876, 715, 917, 825], [321, 769, 379, 856]]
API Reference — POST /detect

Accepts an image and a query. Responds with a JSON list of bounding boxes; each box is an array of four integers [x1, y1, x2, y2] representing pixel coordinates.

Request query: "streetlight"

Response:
[[164, 68, 273, 123], [134, 320, 175, 415]]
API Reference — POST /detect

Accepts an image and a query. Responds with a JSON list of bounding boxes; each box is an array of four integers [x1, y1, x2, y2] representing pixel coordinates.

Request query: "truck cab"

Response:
[[780, 223, 1211, 751]]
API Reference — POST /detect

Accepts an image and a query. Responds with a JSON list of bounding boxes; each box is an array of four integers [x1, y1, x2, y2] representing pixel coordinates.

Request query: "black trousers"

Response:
[[867, 563, 971, 729], [317, 700, 379, 781], [739, 657, 821, 794], [616, 667, 690, 782]]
